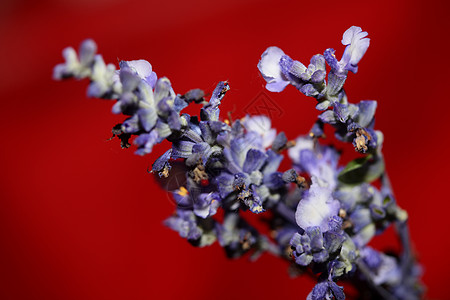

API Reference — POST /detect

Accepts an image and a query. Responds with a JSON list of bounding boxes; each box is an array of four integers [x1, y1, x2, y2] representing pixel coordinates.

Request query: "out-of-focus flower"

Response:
[[242, 115, 277, 149]]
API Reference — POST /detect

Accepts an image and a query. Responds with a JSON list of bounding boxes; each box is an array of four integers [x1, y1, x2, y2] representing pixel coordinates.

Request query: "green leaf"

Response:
[[338, 155, 384, 185]]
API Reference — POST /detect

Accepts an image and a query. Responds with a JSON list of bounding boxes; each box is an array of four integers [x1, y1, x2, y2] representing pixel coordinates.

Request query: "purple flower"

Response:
[[194, 192, 220, 218], [280, 54, 326, 85], [257, 47, 290, 92], [215, 124, 285, 213], [340, 26, 370, 73], [258, 46, 327, 96], [134, 130, 159, 155], [54, 31, 423, 300], [164, 209, 203, 241], [216, 135, 279, 213], [242, 115, 277, 149], [87, 55, 118, 98], [172, 183, 221, 219], [295, 177, 340, 232], [53, 39, 97, 80], [119, 60, 157, 88], [325, 26, 370, 74], [53, 39, 119, 98], [151, 149, 172, 177], [306, 280, 345, 300], [361, 247, 401, 286], [165, 208, 217, 247], [170, 119, 224, 165], [287, 136, 315, 163], [201, 81, 229, 121], [215, 213, 259, 258], [288, 136, 340, 190]]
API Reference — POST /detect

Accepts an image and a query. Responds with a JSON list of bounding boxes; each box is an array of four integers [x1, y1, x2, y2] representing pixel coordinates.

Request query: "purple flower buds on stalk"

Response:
[[54, 26, 423, 299]]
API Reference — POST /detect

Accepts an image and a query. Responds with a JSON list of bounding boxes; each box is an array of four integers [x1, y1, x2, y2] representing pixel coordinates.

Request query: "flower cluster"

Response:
[[54, 26, 423, 299]]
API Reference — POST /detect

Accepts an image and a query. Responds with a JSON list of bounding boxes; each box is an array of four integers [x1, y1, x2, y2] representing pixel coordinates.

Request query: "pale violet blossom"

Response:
[[288, 136, 339, 189], [295, 177, 340, 232], [87, 55, 118, 98], [287, 136, 315, 164], [119, 60, 157, 88], [53, 39, 97, 80], [242, 115, 277, 149], [340, 26, 370, 73], [324, 26, 370, 74], [257, 46, 290, 92], [53, 39, 119, 98]]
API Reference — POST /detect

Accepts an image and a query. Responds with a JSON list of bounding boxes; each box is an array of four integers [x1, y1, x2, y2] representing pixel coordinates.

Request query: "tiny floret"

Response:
[[257, 46, 290, 92], [340, 26, 370, 73]]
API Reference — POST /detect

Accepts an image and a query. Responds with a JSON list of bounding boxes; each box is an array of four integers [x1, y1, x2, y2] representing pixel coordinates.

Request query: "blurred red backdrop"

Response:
[[0, 0, 449, 299]]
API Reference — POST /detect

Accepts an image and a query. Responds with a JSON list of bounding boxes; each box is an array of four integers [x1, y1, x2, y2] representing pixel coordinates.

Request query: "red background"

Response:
[[1, 0, 449, 299]]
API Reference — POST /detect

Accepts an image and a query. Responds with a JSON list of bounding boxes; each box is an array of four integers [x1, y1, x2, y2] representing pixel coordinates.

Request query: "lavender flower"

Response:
[[116, 60, 157, 88], [340, 26, 370, 73], [295, 177, 340, 232], [164, 209, 217, 247], [324, 26, 370, 75], [306, 280, 345, 300], [55, 26, 423, 300], [242, 115, 277, 149], [172, 177, 221, 219], [216, 135, 284, 213], [257, 46, 290, 92], [53, 39, 97, 80], [164, 209, 203, 241], [258, 46, 327, 98], [288, 136, 340, 189]]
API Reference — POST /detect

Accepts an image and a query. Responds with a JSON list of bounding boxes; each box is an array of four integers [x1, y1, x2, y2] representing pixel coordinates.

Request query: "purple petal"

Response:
[[243, 149, 267, 173], [152, 149, 172, 173], [357, 100, 377, 127], [120, 68, 141, 92], [215, 173, 235, 198], [146, 72, 157, 89], [266, 80, 290, 92], [79, 39, 97, 66], [295, 253, 313, 266], [194, 192, 220, 218], [134, 130, 159, 155], [122, 115, 140, 133]]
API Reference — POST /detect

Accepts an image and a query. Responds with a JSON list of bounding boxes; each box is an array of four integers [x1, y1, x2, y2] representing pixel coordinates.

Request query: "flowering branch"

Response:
[[53, 26, 423, 299]]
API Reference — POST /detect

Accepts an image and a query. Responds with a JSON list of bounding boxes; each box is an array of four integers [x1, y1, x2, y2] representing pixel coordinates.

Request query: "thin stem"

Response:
[[395, 220, 413, 276]]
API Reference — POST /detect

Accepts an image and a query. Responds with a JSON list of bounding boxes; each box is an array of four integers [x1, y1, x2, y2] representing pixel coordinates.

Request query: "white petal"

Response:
[[124, 60, 153, 79], [262, 129, 277, 149], [242, 115, 277, 149], [349, 38, 370, 66], [243, 115, 271, 134], [287, 136, 314, 164], [258, 46, 285, 81], [295, 178, 340, 231], [341, 26, 363, 45]]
